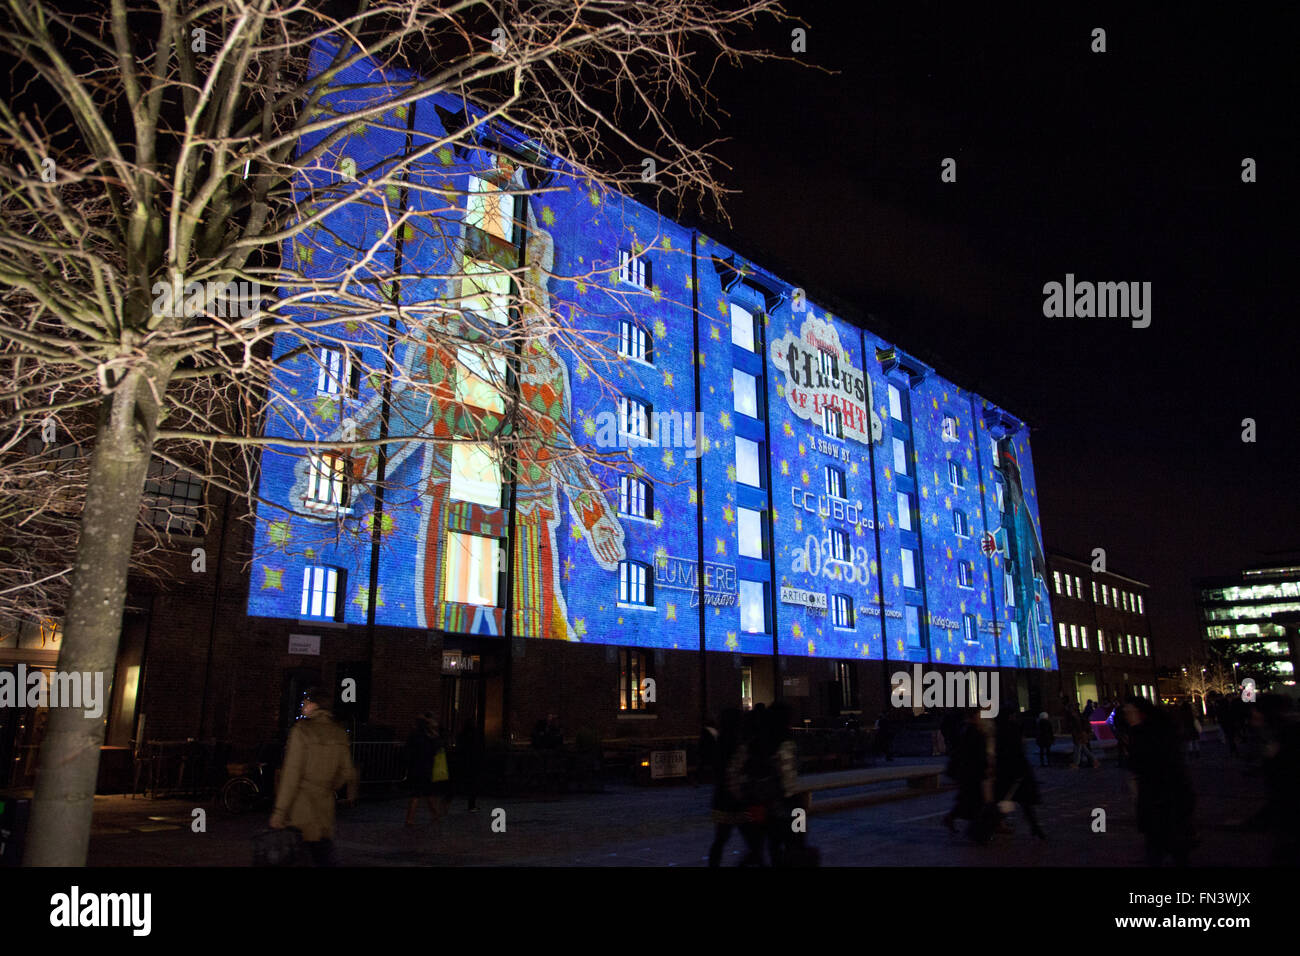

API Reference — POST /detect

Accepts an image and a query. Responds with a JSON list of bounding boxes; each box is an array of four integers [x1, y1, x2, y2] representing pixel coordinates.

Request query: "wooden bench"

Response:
[[793, 762, 949, 814]]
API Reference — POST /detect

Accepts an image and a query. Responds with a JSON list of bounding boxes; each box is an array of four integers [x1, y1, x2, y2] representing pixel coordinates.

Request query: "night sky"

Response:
[[687, 2, 1298, 663]]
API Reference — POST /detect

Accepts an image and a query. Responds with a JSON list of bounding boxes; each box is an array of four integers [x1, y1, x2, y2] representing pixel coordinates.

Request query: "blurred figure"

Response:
[[1067, 703, 1098, 769], [728, 705, 773, 866], [271, 687, 358, 866], [708, 710, 746, 867], [994, 707, 1046, 839], [404, 712, 448, 826], [1179, 701, 1203, 758], [1247, 694, 1300, 865], [763, 703, 801, 866], [458, 723, 483, 813], [942, 709, 994, 842], [873, 709, 896, 762], [940, 709, 962, 760], [1124, 696, 1196, 866], [1035, 711, 1054, 767]]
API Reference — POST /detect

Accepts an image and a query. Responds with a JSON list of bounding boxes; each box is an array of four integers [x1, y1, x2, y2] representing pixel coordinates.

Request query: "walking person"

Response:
[[1124, 696, 1196, 866], [707, 710, 747, 866], [1068, 704, 1098, 769], [729, 705, 775, 866], [994, 707, 1047, 840], [270, 687, 358, 866], [763, 703, 801, 866], [942, 708, 994, 842], [404, 713, 450, 826], [1035, 711, 1054, 767]]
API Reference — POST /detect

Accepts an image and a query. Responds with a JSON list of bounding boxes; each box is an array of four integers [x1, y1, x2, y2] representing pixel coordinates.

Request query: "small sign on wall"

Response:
[[650, 750, 687, 779], [288, 634, 320, 656]]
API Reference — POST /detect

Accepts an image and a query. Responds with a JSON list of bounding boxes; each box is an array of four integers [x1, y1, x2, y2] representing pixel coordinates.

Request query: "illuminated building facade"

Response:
[[1196, 562, 1300, 691]]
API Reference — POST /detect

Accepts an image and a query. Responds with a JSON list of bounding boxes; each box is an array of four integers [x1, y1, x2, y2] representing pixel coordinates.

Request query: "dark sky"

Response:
[[691, 1, 1298, 664]]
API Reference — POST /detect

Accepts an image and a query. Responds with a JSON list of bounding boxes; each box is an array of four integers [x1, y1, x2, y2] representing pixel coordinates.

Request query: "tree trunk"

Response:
[[23, 365, 165, 866]]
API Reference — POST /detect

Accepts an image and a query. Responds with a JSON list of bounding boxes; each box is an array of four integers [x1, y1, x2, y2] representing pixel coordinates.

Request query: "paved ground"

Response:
[[72, 734, 1276, 866]]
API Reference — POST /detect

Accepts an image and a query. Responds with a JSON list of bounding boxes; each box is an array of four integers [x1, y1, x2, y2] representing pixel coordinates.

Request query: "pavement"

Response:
[[33, 734, 1279, 866]]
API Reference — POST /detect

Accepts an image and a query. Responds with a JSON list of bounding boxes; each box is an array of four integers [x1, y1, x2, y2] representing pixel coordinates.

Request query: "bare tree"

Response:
[[0, 0, 787, 865]]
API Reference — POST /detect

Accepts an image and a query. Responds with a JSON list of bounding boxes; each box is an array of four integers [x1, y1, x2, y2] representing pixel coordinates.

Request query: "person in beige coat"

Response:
[[271, 687, 358, 865]]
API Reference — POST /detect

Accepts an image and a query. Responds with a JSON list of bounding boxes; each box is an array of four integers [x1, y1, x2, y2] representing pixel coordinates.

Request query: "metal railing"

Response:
[[351, 741, 405, 785]]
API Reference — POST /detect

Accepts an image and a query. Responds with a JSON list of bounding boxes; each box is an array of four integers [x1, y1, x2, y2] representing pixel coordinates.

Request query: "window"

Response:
[[305, 453, 349, 510], [735, 436, 762, 487], [1137, 595, 1144, 615], [619, 318, 652, 364], [1070, 624, 1077, 648], [822, 404, 843, 439], [1142, 637, 1149, 656], [141, 460, 204, 535], [619, 475, 652, 519], [619, 396, 651, 441], [465, 174, 513, 242], [1126, 634, 1134, 655], [455, 346, 506, 412], [300, 566, 342, 619], [1101, 586, 1108, 606], [317, 347, 358, 398], [1074, 576, 1082, 596], [905, 605, 923, 648], [461, 260, 511, 325], [901, 548, 916, 589], [1080, 626, 1089, 650], [733, 369, 758, 419], [1091, 580, 1098, 603], [1112, 586, 1118, 605], [892, 437, 908, 475], [818, 349, 840, 386], [888, 384, 903, 421], [1065, 576, 1073, 598], [740, 665, 754, 711], [739, 579, 768, 633], [942, 415, 958, 442], [958, 561, 974, 588], [897, 491, 913, 531], [1053, 571, 1061, 594], [962, 614, 978, 643], [829, 528, 850, 563], [825, 465, 846, 500], [949, 460, 963, 488], [832, 594, 854, 629], [1007, 621, 1019, 650], [449, 443, 502, 507], [1098, 629, 1105, 654], [953, 509, 969, 537], [730, 302, 756, 352], [619, 249, 651, 289], [737, 507, 765, 559], [618, 648, 653, 711], [835, 661, 859, 711], [618, 560, 653, 607], [444, 532, 500, 606], [1059, 622, 1067, 647], [1004, 569, 1015, 607]]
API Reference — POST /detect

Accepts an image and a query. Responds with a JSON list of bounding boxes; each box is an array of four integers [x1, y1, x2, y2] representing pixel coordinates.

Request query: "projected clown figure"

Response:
[[989, 438, 1051, 667], [293, 190, 624, 639]]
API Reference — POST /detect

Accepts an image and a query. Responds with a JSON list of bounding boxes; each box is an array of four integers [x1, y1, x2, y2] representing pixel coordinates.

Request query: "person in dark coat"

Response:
[[708, 710, 746, 866], [1123, 696, 1196, 866], [1034, 712, 1054, 767], [404, 713, 447, 826], [457, 723, 483, 813], [994, 707, 1046, 839], [942, 709, 992, 841]]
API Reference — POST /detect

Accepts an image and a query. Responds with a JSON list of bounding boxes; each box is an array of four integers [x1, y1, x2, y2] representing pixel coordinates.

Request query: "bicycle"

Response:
[[220, 761, 272, 814]]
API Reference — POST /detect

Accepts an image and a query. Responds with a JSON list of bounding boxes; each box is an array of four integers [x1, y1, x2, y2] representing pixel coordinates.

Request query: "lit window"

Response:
[[449, 443, 502, 507], [619, 475, 652, 519], [1098, 629, 1105, 654], [1059, 623, 1067, 647], [897, 491, 912, 531], [733, 369, 758, 419], [305, 453, 349, 509], [461, 260, 511, 325], [953, 509, 969, 537], [901, 548, 916, 589], [455, 346, 506, 412], [1127, 634, 1134, 654], [1070, 624, 1077, 648], [618, 560, 653, 607], [1075, 576, 1082, 596], [1007, 621, 1019, 649], [958, 561, 973, 589], [738, 507, 764, 559], [317, 347, 358, 398], [825, 465, 846, 500], [619, 396, 651, 441], [829, 528, 850, 563], [730, 303, 755, 352], [942, 416, 958, 442], [818, 349, 840, 386], [833, 594, 854, 629], [142, 460, 204, 535], [892, 437, 908, 476], [465, 175, 513, 242], [1137, 595, 1144, 615], [300, 566, 342, 619], [619, 249, 650, 289], [619, 318, 652, 364], [1091, 580, 1098, 603], [443, 532, 500, 606], [739, 580, 768, 633], [1142, 637, 1149, 656], [949, 460, 963, 488], [1053, 571, 1061, 594], [905, 605, 923, 648], [1081, 626, 1089, 650], [735, 437, 762, 487], [618, 648, 653, 711], [888, 384, 903, 421], [962, 614, 977, 643], [822, 404, 843, 439], [995, 479, 1005, 513], [1065, 576, 1073, 598], [1101, 586, 1108, 606]]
